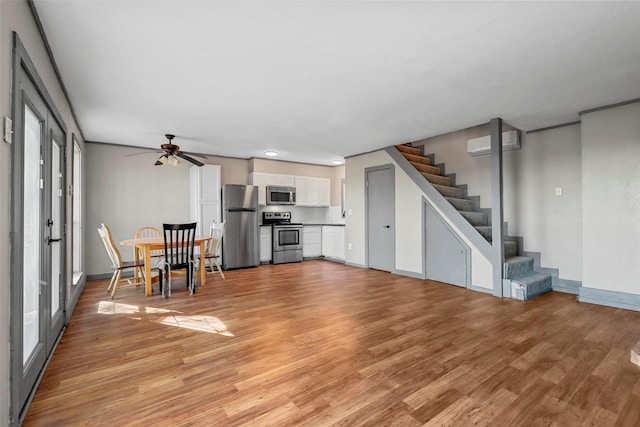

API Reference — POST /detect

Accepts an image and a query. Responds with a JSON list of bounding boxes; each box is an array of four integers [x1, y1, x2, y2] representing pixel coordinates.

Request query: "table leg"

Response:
[[199, 241, 206, 288], [145, 245, 152, 296]]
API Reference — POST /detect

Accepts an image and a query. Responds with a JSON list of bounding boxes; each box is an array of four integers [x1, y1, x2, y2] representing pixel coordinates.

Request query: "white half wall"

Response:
[[581, 102, 640, 295], [345, 150, 493, 289]]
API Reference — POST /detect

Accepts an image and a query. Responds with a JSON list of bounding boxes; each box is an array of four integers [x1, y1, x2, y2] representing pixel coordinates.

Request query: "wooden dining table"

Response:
[[119, 236, 212, 296]]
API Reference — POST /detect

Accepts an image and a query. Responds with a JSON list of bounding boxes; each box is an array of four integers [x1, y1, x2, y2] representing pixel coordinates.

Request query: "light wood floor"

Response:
[[24, 260, 640, 426]]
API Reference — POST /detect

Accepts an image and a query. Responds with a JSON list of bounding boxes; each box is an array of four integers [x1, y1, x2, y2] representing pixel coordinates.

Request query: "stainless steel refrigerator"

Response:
[[222, 184, 259, 270]]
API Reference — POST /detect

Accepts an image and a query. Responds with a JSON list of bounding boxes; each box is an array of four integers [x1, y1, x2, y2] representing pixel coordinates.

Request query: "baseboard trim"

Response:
[[344, 261, 366, 269], [552, 278, 581, 295], [469, 284, 494, 295], [87, 272, 115, 280], [578, 287, 640, 312], [393, 268, 424, 279]]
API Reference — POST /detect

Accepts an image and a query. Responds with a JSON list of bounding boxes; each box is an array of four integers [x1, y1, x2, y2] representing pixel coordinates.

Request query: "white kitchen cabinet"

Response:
[[318, 178, 330, 207], [268, 174, 295, 187], [190, 165, 221, 236], [303, 226, 322, 258], [322, 226, 345, 261], [260, 226, 272, 263], [292, 176, 330, 207], [294, 176, 308, 205], [251, 173, 268, 205]]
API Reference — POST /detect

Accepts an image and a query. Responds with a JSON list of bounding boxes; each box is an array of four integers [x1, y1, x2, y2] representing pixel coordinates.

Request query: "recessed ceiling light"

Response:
[[331, 159, 345, 165], [263, 150, 280, 157]]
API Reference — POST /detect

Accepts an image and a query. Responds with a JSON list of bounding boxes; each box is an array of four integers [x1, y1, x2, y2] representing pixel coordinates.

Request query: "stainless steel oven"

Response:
[[266, 186, 296, 205], [263, 212, 303, 264]]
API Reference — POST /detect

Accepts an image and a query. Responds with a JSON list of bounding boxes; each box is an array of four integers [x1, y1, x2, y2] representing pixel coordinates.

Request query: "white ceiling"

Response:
[[33, 1, 640, 166]]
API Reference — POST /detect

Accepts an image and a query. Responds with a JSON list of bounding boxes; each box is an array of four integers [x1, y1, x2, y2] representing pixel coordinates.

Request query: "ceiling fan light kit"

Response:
[[141, 133, 207, 167]]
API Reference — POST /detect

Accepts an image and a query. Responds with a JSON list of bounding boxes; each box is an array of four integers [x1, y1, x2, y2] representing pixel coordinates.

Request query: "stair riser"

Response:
[[434, 185, 463, 199], [401, 153, 431, 165], [504, 257, 534, 279], [504, 241, 518, 258], [410, 161, 441, 175], [460, 211, 489, 226], [475, 226, 492, 240], [445, 197, 475, 212], [422, 173, 451, 186]]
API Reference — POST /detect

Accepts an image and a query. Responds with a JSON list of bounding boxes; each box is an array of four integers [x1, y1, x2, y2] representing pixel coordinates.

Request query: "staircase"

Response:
[[396, 143, 552, 300]]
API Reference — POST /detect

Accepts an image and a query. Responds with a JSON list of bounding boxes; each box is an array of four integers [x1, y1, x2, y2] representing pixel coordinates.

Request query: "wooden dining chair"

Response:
[[134, 226, 163, 274], [202, 220, 225, 280], [97, 223, 163, 299], [159, 222, 197, 298]]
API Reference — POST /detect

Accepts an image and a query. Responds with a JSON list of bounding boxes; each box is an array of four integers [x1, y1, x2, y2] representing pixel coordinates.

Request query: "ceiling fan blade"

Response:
[[125, 150, 164, 157], [175, 152, 205, 167], [154, 154, 168, 166], [180, 151, 208, 159]]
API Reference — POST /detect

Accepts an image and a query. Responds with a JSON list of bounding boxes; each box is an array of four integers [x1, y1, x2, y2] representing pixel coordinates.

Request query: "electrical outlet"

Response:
[[555, 187, 562, 196], [348, 209, 352, 216], [348, 243, 352, 250]]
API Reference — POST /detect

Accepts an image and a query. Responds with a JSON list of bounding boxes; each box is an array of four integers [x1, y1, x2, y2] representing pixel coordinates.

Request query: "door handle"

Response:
[[47, 237, 62, 245], [382, 225, 390, 229]]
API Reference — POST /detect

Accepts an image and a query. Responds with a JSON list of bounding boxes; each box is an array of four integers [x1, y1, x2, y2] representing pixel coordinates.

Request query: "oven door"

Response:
[[273, 225, 303, 251]]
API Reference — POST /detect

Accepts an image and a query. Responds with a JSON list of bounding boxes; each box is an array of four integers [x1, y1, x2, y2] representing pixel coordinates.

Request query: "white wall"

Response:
[[1, 1, 86, 424], [581, 102, 640, 294], [415, 123, 583, 282], [505, 125, 583, 281], [345, 150, 493, 289], [86, 143, 193, 275]]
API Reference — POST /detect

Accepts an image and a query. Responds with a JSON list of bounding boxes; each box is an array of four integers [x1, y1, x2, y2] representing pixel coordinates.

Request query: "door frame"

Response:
[[364, 164, 395, 270], [10, 32, 68, 426]]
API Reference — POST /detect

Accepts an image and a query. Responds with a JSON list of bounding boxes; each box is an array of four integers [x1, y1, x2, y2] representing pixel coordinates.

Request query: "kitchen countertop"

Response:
[[260, 223, 345, 227]]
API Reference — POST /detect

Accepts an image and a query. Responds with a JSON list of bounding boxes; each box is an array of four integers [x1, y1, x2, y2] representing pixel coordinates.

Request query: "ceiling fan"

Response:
[[154, 134, 206, 166]]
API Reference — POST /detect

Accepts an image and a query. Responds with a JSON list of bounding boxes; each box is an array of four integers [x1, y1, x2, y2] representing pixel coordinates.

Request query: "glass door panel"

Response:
[[50, 138, 62, 318], [22, 104, 42, 366]]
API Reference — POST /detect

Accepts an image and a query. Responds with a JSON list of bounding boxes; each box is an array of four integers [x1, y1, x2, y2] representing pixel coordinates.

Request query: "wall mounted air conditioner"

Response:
[[467, 130, 521, 157]]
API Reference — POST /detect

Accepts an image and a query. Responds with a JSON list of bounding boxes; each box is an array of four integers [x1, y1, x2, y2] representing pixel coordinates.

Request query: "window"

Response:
[[72, 136, 83, 284]]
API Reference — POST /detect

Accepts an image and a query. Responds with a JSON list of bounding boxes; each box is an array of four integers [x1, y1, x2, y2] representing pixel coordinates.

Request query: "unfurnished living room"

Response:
[[2, 1, 640, 426]]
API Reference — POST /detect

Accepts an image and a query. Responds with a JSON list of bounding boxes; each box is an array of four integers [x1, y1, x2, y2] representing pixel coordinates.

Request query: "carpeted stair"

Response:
[[396, 143, 552, 300]]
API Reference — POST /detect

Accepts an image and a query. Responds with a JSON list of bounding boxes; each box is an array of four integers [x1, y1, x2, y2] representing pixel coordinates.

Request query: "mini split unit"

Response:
[[466, 130, 521, 157]]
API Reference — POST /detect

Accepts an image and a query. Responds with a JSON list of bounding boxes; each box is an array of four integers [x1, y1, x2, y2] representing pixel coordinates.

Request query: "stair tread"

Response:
[[505, 256, 532, 264], [410, 161, 441, 175], [511, 271, 552, 283], [401, 152, 432, 165], [396, 144, 422, 156]]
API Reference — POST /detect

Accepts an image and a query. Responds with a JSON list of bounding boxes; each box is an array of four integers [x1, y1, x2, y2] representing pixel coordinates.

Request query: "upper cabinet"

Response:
[[252, 172, 330, 206]]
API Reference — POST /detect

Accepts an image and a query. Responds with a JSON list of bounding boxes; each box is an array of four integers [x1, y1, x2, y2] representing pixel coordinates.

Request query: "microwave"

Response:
[[266, 186, 296, 205]]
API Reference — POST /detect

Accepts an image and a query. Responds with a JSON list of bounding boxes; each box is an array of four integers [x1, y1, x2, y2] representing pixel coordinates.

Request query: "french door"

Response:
[[11, 37, 67, 424]]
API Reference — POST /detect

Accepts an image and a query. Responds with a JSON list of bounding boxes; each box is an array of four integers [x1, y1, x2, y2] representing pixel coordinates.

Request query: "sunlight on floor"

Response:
[[97, 301, 175, 315], [158, 315, 235, 336], [96, 301, 234, 336]]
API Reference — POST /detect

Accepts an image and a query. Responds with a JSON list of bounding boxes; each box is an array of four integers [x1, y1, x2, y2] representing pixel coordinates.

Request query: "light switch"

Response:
[[348, 209, 352, 216], [555, 187, 562, 196], [348, 243, 352, 250], [4, 117, 12, 143]]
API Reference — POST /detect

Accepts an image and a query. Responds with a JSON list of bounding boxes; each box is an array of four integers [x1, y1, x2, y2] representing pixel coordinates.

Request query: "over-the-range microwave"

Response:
[[266, 185, 296, 205]]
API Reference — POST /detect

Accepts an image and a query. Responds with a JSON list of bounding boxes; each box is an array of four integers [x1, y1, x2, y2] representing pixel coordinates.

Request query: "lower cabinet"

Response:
[[303, 226, 322, 258], [260, 226, 272, 263], [321, 226, 345, 261]]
